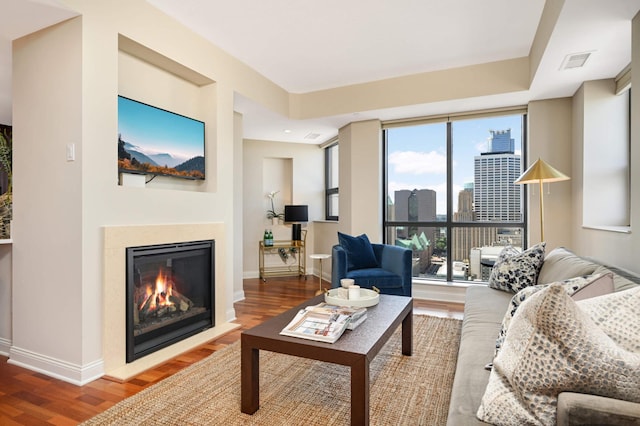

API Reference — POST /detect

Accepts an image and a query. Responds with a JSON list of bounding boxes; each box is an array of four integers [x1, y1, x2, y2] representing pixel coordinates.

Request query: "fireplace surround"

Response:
[[126, 240, 214, 362], [103, 223, 239, 381]]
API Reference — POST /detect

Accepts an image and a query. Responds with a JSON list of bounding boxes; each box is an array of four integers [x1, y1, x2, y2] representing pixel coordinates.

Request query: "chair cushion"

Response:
[[346, 268, 402, 289], [337, 232, 379, 270]]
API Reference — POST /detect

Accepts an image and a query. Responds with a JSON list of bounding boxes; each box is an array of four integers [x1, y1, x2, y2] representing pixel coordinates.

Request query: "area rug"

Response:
[[82, 315, 461, 425]]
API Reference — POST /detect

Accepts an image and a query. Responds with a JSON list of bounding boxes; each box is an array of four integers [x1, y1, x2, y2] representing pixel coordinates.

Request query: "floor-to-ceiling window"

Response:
[[383, 110, 527, 282]]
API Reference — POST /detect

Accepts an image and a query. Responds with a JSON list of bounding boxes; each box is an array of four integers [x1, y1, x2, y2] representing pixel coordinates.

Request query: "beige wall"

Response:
[[242, 139, 323, 281], [9, 0, 285, 384], [290, 58, 529, 120], [566, 11, 640, 271], [527, 98, 573, 249], [13, 18, 84, 368], [337, 120, 383, 240], [0, 245, 10, 355], [5, 0, 640, 385]]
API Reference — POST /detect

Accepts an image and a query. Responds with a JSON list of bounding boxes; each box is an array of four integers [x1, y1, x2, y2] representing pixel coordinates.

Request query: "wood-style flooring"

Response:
[[0, 276, 464, 425]]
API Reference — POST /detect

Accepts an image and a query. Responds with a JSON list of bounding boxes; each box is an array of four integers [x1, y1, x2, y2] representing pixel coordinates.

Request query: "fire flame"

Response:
[[139, 269, 174, 312]]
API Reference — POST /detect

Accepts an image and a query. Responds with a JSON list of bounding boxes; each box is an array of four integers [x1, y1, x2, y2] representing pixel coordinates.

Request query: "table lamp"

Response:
[[284, 205, 308, 244]]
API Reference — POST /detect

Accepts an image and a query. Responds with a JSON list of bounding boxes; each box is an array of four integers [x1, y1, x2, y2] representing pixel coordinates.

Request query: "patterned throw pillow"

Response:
[[477, 284, 640, 426], [493, 273, 613, 357], [488, 242, 546, 293]]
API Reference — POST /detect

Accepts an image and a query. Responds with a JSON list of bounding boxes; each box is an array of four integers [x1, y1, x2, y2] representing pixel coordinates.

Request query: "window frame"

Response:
[[324, 141, 339, 221], [382, 111, 528, 282]]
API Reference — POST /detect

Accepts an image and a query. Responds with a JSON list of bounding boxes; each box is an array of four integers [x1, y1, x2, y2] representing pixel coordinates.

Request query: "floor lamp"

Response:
[[514, 158, 570, 242]]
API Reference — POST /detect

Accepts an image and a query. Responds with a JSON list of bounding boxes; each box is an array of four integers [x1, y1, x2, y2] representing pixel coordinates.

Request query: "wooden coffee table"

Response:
[[241, 294, 413, 425]]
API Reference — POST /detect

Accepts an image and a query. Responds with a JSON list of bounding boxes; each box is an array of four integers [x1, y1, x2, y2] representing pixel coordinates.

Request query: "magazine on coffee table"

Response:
[[280, 303, 367, 343]]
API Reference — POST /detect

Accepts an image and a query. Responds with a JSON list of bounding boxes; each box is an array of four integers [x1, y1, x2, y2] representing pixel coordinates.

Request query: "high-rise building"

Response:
[[488, 129, 515, 153], [394, 189, 436, 242], [474, 130, 522, 222], [454, 184, 474, 222]]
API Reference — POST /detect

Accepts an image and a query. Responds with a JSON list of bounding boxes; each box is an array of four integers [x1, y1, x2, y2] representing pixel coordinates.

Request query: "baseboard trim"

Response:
[[0, 337, 11, 357], [8, 345, 104, 386], [411, 281, 468, 304]]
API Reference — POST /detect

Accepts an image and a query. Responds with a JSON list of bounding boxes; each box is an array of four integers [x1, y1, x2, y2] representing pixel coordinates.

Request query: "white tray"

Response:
[[324, 287, 380, 308]]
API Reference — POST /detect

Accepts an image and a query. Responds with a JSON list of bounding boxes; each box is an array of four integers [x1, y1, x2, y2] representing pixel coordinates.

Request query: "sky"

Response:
[[118, 96, 205, 160], [386, 114, 523, 214]]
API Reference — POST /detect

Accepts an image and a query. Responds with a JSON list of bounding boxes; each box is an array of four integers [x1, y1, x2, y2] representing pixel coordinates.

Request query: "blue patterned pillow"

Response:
[[337, 232, 379, 271], [488, 242, 546, 293]]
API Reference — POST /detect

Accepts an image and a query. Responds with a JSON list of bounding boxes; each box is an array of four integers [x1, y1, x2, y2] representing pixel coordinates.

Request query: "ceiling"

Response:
[[2, 0, 640, 144]]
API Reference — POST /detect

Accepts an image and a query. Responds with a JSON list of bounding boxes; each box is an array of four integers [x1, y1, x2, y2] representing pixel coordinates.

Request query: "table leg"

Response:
[[351, 356, 370, 426], [241, 338, 259, 414], [402, 308, 413, 356]]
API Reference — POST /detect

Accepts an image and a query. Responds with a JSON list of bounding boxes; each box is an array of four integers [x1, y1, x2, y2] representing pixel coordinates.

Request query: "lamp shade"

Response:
[[284, 205, 308, 223], [514, 158, 570, 185]]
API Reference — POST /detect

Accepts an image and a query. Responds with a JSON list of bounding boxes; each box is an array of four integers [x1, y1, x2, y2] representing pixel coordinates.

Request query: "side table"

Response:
[[309, 253, 331, 295]]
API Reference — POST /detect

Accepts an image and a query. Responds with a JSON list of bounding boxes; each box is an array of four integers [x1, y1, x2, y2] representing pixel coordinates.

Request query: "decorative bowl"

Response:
[[324, 287, 379, 308]]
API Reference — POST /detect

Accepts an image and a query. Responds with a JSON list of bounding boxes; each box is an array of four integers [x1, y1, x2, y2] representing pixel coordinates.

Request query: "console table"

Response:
[[259, 238, 306, 281]]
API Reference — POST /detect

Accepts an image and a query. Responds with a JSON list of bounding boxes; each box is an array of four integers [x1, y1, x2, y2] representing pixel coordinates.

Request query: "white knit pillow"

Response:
[[478, 284, 640, 426]]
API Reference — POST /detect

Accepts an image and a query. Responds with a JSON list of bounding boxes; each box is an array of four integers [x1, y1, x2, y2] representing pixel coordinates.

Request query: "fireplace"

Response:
[[126, 240, 215, 363]]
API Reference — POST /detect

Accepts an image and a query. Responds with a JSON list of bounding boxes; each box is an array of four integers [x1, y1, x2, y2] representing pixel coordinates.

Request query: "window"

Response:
[[383, 111, 527, 282], [325, 142, 339, 220], [582, 79, 630, 231]]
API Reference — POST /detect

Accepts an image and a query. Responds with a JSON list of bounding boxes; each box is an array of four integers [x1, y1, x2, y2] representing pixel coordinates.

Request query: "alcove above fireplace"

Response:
[[126, 240, 215, 362]]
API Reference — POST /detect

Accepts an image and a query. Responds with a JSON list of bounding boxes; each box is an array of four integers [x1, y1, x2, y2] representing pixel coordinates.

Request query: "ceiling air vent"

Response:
[[560, 52, 592, 70], [304, 132, 321, 140]]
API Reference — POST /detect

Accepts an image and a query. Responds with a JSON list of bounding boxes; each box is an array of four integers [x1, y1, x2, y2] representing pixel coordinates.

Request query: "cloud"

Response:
[[389, 150, 447, 175]]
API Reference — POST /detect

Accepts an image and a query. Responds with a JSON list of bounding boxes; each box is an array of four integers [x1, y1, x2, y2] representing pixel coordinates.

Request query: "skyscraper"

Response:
[[488, 129, 515, 153], [474, 130, 522, 221]]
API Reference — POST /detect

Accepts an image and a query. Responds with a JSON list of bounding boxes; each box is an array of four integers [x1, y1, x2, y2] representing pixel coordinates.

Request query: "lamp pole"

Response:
[[538, 178, 544, 242]]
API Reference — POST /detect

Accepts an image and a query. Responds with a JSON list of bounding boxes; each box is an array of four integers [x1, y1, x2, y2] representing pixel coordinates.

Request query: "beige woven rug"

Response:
[[83, 315, 461, 425]]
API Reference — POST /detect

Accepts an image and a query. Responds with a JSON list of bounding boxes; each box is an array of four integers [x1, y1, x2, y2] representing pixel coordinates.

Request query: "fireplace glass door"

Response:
[[126, 240, 214, 362]]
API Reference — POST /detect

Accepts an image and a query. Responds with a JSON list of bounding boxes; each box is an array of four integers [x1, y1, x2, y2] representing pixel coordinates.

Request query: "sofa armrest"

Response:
[[557, 392, 640, 426]]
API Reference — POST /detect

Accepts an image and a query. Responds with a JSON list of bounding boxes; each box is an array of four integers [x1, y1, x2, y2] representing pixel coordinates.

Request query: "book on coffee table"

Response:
[[279, 303, 367, 343]]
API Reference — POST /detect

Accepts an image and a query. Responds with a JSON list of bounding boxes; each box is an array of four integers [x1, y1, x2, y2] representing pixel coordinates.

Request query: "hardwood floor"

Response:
[[0, 276, 463, 425]]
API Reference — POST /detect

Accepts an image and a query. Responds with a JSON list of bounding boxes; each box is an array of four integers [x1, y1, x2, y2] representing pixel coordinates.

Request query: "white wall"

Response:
[[242, 139, 323, 281]]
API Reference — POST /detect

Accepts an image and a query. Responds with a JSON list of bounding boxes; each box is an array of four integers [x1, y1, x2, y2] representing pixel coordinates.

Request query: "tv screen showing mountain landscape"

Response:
[[118, 96, 205, 180]]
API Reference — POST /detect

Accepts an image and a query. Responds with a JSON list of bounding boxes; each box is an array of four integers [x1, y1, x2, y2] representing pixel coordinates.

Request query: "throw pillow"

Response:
[[577, 286, 640, 353], [493, 272, 613, 358], [477, 284, 640, 426], [337, 232, 378, 271], [488, 242, 546, 293]]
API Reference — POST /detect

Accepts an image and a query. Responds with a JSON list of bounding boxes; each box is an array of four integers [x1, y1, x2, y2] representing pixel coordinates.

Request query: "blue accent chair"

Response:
[[331, 243, 412, 297]]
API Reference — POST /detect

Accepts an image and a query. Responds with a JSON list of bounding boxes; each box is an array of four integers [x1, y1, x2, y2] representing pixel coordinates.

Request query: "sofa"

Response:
[[447, 246, 640, 425]]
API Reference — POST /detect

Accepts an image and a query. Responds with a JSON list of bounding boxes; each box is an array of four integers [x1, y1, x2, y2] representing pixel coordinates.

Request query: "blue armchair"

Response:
[[331, 234, 412, 297]]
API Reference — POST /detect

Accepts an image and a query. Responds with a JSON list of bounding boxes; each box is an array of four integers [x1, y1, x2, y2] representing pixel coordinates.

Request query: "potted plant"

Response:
[[266, 191, 284, 225]]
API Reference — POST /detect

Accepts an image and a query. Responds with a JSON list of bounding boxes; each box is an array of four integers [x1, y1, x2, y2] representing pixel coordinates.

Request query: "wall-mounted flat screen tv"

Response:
[[118, 95, 205, 180]]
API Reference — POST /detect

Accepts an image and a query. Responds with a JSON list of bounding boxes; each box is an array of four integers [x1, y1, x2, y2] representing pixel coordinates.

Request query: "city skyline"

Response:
[[386, 114, 523, 215]]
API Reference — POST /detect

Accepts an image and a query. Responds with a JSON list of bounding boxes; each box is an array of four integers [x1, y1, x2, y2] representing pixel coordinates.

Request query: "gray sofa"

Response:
[[446, 247, 640, 425]]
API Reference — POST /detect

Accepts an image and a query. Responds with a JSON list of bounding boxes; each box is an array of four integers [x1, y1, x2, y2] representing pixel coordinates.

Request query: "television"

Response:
[[118, 96, 205, 180]]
